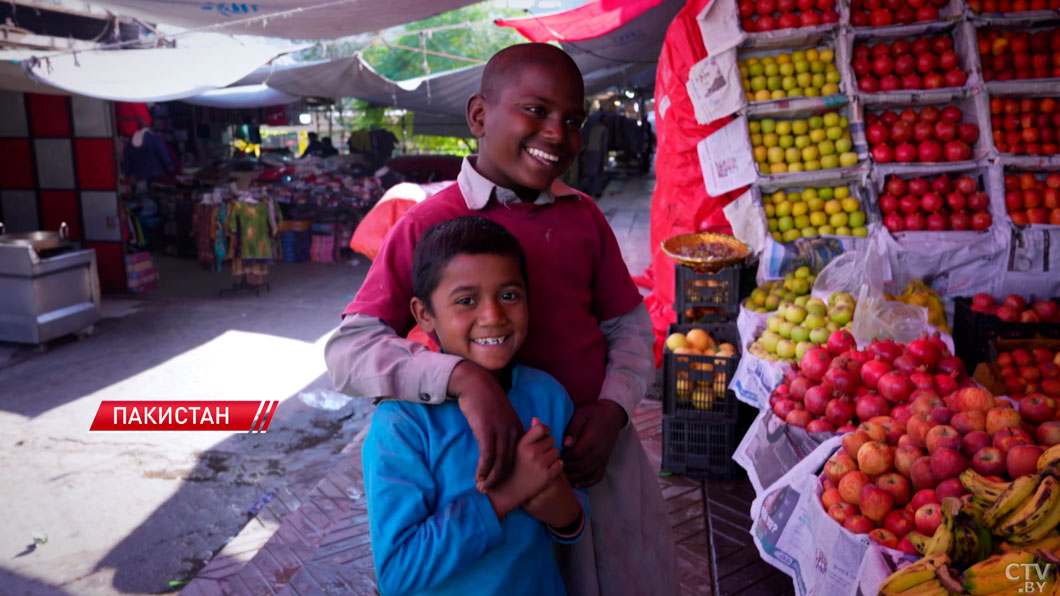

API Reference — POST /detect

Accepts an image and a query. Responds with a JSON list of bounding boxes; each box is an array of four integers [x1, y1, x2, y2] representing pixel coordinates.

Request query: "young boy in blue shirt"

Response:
[[361, 216, 586, 596]]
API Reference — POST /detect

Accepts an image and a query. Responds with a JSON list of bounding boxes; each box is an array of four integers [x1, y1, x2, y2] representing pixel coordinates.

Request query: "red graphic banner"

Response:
[[89, 400, 279, 432]]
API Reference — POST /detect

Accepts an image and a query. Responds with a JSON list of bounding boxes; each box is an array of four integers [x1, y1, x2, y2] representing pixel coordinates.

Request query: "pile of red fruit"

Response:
[[990, 97, 1060, 156], [878, 173, 993, 233], [853, 35, 967, 93], [978, 28, 1060, 82], [994, 347, 1060, 397], [737, 0, 839, 32], [969, 293, 1060, 324], [968, 0, 1060, 11], [866, 106, 979, 164], [819, 384, 1060, 550], [849, 0, 945, 27], [1003, 171, 1060, 226], [769, 330, 970, 433]]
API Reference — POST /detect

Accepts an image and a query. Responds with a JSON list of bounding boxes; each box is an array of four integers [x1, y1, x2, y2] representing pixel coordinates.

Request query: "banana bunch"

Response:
[[877, 553, 958, 596], [961, 469, 1060, 548], [1039, 444, 1060, 477], [885, 278, 949, 334], [962, 550, 1059, 595]]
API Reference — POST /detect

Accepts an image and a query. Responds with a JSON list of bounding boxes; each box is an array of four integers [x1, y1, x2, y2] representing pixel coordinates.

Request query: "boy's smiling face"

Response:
[[411, 253, 529, 374], [468, 61, 586, 199]]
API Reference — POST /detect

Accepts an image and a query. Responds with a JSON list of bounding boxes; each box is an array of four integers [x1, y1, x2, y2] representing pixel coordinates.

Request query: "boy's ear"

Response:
[[409, 297, 436, 334], [466, 93, 487, 138]]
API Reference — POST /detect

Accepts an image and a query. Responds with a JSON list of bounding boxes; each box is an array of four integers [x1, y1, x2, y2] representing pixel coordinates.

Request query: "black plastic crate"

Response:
[[661, 415, 737, 480], [675, 265, 740, 324], [953, 297, 1060, 372], [663, 323, 741, 420]]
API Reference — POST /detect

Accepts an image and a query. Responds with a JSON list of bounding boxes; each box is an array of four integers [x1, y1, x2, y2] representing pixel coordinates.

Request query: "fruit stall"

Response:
[[663, 0, 1060, 593]]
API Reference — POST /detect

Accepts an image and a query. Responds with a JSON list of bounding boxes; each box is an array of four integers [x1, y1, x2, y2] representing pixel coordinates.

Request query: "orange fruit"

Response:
[[685, 328, 714, 352]]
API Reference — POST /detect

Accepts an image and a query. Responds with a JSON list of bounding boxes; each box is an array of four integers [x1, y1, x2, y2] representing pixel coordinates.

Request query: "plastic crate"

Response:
[[953, 297, 1060, 372], [675, 265, 740, 323], [661, 415, 737, 480], [663, 323, 741, 420]]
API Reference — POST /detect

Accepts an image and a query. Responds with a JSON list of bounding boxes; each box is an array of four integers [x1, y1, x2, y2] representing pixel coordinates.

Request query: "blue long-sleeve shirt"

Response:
[[362, 364, 581, 596]]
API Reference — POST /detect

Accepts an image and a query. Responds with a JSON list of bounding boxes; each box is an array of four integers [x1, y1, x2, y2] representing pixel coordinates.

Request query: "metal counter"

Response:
[[0, 244, 101, 344]]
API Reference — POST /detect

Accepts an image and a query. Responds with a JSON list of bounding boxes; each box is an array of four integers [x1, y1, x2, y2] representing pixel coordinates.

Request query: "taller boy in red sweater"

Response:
[[326, 43, 676, 596]]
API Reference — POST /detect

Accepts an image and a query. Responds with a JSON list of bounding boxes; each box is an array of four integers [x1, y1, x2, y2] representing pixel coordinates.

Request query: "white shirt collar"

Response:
[[456, 156, 580, 210]]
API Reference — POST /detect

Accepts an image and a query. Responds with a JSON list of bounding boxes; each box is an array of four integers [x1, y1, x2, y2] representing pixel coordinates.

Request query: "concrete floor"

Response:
[[0, 174, 654, 596]]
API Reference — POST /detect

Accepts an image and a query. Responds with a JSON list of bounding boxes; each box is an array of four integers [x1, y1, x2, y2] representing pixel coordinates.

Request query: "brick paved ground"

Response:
[[182, 400, 718, 596]]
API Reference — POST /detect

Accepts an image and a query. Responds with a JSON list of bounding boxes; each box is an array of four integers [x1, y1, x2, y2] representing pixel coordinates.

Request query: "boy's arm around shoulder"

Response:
[[325, 313, 462, 404], [362, 403, 504, 596]]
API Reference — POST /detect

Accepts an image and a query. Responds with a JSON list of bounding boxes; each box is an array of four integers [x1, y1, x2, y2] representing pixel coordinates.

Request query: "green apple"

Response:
[[777, 320, 794, 339], [848, 211, 866, 228], [765, 294, 782, 310], [776, 339, 796, 359], [804, 313, 826, 330], [838, 152, 858, 167], [829, 291, 856, 308], [829, 305, 854, 325], [760, 331, 781, 353], [806, 298, 827, 315], [809, 327, 830, 344], [767, 314, 784, 333], [793, 295, 810, 307], [795, 340, 813, 361], [784, 305, 807, 324], [790, 325, 810, 343]]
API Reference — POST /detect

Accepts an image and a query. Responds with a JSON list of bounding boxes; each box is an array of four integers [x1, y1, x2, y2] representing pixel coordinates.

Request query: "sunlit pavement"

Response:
[[0, 173, 654, 595]]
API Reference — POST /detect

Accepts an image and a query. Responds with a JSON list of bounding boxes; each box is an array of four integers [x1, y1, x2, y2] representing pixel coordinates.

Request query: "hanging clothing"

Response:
[[192, 203, 216, 268], [227, 199, 278, 265], [122, 130, 175, 183]]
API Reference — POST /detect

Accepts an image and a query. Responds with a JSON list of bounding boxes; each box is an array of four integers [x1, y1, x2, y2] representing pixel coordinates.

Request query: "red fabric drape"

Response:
[[495, 0, 664, 42], [644, 0, 748, 366]]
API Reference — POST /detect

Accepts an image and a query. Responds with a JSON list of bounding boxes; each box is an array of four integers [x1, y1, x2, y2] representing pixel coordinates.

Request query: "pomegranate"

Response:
[[861, 358, 893, 390], [856, 393, 890, 420], [869, 339, 904, 363], [907, 337, 942, 368], [936, 356, 967, 379], [848, 349, 873, 366], [774, 399, 797, 419], [806, 419, 835, 434], [926, 332, 951, 358], [878, 370, 914, 403], [826, 397, 856, 427], [892, 352, 923, 373], [934, 373, 959, 396], [827, 330, 857, 356], [910, 371, 936, 390], [800, 348, 833, 382], [789, 376, 814, 400], [804, 385, 832, 415], [825, 367, 861, 398], [786, 409, 814, 428]]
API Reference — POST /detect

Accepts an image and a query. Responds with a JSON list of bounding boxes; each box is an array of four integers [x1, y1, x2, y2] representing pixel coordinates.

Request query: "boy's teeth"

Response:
[[527, 147, 559, 163], [472, 336, 507, 346]]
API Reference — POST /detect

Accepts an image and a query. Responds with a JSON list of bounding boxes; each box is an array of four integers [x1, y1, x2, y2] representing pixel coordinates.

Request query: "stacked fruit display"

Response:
[[992, 346, 1060, 397], [743, 267, 815, 313], [885, 279, 951, 334], [877, 173, 993, 233], [978, 27, 1060, 82], [969, 293, 1060, 324], [739, 49, 842, 103], [990, 97, 1060, 156], [761, 184, 869, 241], [750, 294, 857, 364], [665, 328, 739, 358], [1003, 171, 1060, 226], [818, 382, 1060, 556], [852, 35, 968, 94], [769, 333, 965, 432], [737, 0, 839, 33], [968, 0, 1060, 11], [849, 0, 947, 27], [866, 106, 979, 164], [751, 111, 859, 175]]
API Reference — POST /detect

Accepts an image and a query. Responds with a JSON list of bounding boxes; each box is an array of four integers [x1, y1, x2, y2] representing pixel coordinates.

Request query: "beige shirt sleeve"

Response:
[[324, 313, 464, 404], [597, 303, 654, 421]]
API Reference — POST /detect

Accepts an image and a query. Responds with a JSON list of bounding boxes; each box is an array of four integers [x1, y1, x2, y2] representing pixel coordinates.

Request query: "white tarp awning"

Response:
[[78, 0, 481, 40], [183, 84, 300, 107], [21, 44, 303, 102]]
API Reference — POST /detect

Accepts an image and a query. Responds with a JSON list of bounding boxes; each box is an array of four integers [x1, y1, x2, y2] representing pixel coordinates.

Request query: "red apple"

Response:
[[1036, 421, 1060, 445], [825, 452, 859, 485], [935, 476, 968, 501], [884, 508, 916, 538], [869, 528, 900, 548], [1007, 444, 1041, 479], [895, 444, 924, 477], [1019, 395, 1056, 423], [925, 425, 961, 454], [839, 470, 872, 505], [952, 387, 995, 412], [915, 503, 943, 534], [972, 446, 1007, 477], [845, 514, 876, 534], [929, 447, 968, 480], [860, 484, 896, 522], [822, 487, 844, 511], [843, 430, 874, 460], [877, 472, 912, 507], [986, 407, 1023, 435], [829, 501, 857, 524], [910, 455, 937, 491], [951, 410, 986, 434], [910, 488, 939, 511], [858, 441, 894, 475], [961, 429, 991, 457], [993, 427, 1033, 456]]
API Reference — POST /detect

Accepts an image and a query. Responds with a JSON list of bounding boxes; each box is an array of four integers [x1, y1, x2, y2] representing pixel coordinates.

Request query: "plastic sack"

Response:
[[851, 285, 930, 347]]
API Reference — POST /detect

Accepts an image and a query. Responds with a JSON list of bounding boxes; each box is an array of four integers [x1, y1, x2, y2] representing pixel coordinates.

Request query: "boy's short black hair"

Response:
[[479, 43, 583, 103], [412, 216, 528, 314]]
